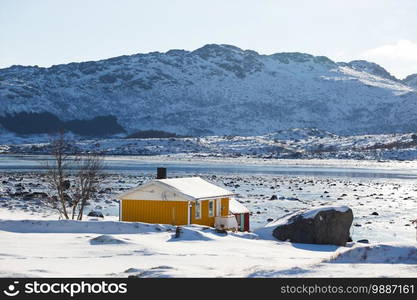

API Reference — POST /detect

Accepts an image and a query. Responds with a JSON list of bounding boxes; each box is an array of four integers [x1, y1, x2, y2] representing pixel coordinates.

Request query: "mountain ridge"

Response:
[[0, 44, 416, 136]]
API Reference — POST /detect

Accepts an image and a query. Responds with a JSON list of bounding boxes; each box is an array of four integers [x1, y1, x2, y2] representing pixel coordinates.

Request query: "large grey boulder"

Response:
[[272, 206, 353, 246]]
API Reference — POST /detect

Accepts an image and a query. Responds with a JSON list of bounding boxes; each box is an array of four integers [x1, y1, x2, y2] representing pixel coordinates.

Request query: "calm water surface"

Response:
[[0, 154, 416, 180]]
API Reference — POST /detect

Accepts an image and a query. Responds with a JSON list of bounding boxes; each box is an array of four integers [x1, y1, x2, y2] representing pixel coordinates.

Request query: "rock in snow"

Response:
[[87, 210, 104, 218], [89, 234, 127, 245], [272, 206, 353, 246]]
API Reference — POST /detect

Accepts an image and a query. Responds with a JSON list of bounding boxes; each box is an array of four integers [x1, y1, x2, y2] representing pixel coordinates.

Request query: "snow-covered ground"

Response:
[[1, 156, 417, 277], [1, 165, 417, 242], [0, 216, 416, 278]]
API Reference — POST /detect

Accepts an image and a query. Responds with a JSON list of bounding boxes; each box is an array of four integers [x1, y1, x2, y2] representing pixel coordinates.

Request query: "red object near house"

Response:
[[233, 212, 250, 232], [229, 198, 250, 232]]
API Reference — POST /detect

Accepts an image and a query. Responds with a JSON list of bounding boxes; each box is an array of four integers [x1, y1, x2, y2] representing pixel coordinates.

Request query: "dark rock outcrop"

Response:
[[87, 211, 104, 218], [272, 206, 353, 246]]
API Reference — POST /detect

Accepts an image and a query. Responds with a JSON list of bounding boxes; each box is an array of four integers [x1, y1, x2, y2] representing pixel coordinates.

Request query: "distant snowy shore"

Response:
[[1, 128, 417, 161], [102, 154, 417, 170]]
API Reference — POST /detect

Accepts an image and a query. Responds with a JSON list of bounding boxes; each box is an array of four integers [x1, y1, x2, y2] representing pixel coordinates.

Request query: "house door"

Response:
[[240, 214, 245, 231], [188, 203, 192, 225]]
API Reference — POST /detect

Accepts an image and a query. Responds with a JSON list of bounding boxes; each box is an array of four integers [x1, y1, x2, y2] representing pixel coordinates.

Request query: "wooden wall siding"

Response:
[[121, 197, 231, 227], [121, 199, 188, 225], [221, 198, 229, 217], [191, 199, 213, 226], [190, 197, 230, 227]]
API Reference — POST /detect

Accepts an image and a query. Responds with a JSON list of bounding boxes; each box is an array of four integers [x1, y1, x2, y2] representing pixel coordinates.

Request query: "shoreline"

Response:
[[102, 154, 417, 170], [2, 152, 417, 170]]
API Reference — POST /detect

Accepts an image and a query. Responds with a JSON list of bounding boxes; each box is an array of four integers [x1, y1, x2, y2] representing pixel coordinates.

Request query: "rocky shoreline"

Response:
[[1, 169, 416, 243]]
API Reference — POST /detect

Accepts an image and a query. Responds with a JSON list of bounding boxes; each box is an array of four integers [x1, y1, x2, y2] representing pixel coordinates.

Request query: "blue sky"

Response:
[[1, 0, 417, 78]]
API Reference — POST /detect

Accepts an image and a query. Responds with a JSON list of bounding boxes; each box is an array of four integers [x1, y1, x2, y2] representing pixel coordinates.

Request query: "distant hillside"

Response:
[[1, 44, 417, 136]]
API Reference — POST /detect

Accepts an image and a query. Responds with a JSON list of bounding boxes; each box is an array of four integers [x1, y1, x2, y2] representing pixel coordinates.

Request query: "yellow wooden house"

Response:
[[118, 174, 244, 229]]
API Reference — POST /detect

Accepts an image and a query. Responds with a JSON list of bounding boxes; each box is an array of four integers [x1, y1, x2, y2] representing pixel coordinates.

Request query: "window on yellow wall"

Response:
[[208, 200, 214, 217], [195, 201, 201, 219]]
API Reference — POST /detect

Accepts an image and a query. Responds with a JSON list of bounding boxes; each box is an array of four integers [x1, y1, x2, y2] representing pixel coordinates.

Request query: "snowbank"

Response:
[[0, 219, 171, 234], [328, 243, 417, 264], [0, 218, 416, 277]]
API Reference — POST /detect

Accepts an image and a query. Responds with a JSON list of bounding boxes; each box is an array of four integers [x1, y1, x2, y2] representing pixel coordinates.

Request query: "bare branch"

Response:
[[45, 132, 103, 220]]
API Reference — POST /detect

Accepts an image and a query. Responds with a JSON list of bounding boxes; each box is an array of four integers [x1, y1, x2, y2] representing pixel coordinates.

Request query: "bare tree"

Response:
[[45, 132, 103, 220], [71, 153, 103, 220], [45, 132, 72, 219]]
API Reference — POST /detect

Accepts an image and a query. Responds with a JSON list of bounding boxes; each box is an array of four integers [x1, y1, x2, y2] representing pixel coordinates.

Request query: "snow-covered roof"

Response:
[[229, 198, 250, 214], [155, 177, 235, 200], [118, 177, 236, 201]]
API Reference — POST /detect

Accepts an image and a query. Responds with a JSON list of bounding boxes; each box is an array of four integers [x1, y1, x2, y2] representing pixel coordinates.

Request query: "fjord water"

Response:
[[1, 154, 417, 179]]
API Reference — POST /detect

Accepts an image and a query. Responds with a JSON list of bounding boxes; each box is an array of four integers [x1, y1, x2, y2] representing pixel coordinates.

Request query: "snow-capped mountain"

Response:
[[0, 44, 416, 136], [337, 60, 398, 82], [403, 73, 417, 89]]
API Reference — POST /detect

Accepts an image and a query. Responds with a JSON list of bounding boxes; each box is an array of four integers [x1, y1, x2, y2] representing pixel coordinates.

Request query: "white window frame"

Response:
[[195, 201, 201, 219], [216, 198, 221, 217], [208, 199, 214, 217]]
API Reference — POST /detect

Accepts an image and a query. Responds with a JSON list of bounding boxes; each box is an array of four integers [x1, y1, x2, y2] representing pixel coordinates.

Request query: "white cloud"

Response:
[[361, 40, 417, 79]]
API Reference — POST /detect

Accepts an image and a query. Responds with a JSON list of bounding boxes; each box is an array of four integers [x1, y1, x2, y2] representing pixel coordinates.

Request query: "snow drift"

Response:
[[328, 243, 417, 264]]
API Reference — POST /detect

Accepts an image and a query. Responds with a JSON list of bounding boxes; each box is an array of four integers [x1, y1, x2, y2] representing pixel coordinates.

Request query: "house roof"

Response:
[[118, 176, 236, 201], [229, 198, 250, 214], [155, 177, 235, 200]]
